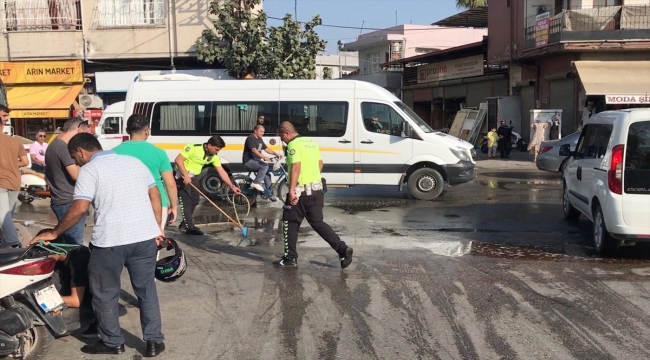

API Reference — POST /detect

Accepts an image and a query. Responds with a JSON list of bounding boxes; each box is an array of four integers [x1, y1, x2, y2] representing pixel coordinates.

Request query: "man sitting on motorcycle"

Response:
[[37, 229, 98, 338]]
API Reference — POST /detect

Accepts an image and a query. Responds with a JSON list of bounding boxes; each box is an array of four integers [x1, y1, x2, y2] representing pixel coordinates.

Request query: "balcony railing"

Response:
[[92, 0, 165, 29], [524, 5, 650, 50], [3, 0, 82, 31]]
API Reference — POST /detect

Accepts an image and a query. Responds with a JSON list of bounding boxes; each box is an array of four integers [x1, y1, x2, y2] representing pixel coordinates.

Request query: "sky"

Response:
[[263, 0, 462, 54]]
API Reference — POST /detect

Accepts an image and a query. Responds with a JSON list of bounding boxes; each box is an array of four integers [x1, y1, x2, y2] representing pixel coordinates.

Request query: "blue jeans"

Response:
[[244, 159, 271, 189], [51, 202, 87, 245]]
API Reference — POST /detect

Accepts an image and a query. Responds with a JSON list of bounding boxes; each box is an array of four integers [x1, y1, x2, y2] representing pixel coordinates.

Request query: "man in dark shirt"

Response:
[[243, 125, 282, 201]]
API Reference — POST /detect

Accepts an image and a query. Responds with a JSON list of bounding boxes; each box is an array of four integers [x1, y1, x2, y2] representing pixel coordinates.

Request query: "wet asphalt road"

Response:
[[14, 164, 650, 359]]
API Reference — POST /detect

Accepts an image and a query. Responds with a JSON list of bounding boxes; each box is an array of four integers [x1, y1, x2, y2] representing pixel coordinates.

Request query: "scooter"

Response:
[[18, 169, 50, 204], [0, 245, 68, 360]]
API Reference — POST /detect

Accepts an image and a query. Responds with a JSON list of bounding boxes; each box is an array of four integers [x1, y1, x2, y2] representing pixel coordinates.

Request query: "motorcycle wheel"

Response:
[[480, 143, 488, 154], [517, 141, 528, 152]]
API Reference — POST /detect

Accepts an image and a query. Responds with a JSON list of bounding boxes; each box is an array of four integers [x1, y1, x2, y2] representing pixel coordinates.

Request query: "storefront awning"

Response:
[[574, 61, 650, 104], [7, 84, 83, 118]]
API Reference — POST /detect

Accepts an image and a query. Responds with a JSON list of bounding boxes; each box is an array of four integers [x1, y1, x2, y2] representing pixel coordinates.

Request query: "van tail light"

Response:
[[608, 144, 624, 195], [0, 259, 56, 275], [539, 146, 553, 154], [122, 135, 130, 142]]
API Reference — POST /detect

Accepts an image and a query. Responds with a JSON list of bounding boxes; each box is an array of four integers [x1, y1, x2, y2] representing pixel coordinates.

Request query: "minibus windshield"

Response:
[[394, 101, 434, 133]]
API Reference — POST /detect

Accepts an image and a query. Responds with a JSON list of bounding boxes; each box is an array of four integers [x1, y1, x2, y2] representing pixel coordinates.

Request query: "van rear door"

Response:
[[622, 120, 650, 227]]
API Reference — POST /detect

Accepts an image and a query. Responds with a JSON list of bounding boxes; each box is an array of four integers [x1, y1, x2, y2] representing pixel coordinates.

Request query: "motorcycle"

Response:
[[18, 169, 50, 204], [0, 245, 68, 360], [480, 123, 529, 154]]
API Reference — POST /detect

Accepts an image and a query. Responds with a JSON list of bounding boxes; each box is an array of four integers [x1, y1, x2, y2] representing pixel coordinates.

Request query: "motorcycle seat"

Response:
[[0, 247, 29, 266]]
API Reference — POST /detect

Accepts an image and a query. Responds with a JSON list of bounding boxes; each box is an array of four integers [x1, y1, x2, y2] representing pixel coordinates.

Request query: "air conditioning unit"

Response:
[[78, 94, 103, 109]]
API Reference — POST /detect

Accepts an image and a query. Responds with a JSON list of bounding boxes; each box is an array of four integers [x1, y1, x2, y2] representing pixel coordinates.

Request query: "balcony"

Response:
[[2, 0, 82, 31], [524, 5, 650, 50]]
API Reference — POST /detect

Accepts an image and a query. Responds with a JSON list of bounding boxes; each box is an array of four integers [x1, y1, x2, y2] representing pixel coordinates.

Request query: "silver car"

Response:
[[536, 131, 581, 173]]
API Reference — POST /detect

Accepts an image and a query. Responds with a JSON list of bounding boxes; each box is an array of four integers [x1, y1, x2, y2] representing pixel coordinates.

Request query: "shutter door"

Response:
[[520, 86, 534, 141], [444, 84, 466, 99], [549, 79, 575, 138], [402, 90, 414, 108], [466, 81, 492, 108], [493, 79, 508, 96]]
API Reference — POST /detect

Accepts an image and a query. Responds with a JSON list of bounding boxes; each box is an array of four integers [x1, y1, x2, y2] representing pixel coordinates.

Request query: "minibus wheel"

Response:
[[197, 168, 222, 199], [407, 168, 444, 200]]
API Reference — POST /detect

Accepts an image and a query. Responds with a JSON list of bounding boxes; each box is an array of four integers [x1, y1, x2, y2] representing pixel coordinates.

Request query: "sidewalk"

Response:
[[473, 149, 539, 171]]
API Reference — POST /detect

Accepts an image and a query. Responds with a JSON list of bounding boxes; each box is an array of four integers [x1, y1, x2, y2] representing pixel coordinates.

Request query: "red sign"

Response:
[[535, 12, 550, 47]]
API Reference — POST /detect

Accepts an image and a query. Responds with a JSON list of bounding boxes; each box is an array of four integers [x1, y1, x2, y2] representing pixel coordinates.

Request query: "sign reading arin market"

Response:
[[606, 94, 650, 104], [0, 60, 83, 84], [417, 55, 484, 84]]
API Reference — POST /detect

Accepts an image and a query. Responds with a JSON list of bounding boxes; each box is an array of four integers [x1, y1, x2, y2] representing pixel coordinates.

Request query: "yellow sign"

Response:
[[0, 60, 83, 84], [10, 109, 70, 118]]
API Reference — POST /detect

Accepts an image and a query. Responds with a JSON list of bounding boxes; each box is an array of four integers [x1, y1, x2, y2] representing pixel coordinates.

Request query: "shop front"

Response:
[[573, 61, 650, 127], [0, 60, 84, 139]]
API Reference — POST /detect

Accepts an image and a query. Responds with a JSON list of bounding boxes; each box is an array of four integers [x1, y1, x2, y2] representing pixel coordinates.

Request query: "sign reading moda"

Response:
[[606, 94, 650, 104], [0, 60, 83, 84], [417, 55, 484, 84]]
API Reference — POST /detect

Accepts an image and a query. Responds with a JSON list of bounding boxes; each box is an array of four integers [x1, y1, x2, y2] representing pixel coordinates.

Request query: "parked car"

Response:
[[536, 131, 581, 173], [562, 108, 650, 256]]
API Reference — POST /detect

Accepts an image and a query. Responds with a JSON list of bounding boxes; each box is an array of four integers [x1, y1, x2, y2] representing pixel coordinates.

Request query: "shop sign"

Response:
[[606, 94, 650, 104], [535, 12, 550, 47], [417, 55, 484, 84], [11, 109, 70, 119], [0, 60, 83, 84]]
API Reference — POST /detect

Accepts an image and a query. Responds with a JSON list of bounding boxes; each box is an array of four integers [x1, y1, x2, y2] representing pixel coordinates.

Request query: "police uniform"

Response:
[[177, 143, 221, 232], [277, 136, 352, 268]]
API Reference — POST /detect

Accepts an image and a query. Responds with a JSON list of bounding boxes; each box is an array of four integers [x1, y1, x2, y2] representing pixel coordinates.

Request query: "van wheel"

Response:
[[593, 205, 619, 257], [197, 168, 222, 199], [562, 181, 580, 220], [407, 168, 444, 201]]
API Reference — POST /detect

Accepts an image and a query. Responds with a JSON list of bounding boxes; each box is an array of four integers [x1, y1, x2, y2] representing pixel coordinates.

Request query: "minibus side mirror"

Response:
[[402, 122, 412, 138]]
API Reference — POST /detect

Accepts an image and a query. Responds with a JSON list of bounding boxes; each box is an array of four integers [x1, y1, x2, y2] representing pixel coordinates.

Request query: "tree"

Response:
[[195, 0, 268, 79], [456, 0, 487, 9], [322, 67, 333, 79], [266, 14, 327, 79]]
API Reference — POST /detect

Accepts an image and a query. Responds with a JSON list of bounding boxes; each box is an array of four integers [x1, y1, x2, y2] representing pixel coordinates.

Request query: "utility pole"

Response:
[[295, 0, 297, 19]]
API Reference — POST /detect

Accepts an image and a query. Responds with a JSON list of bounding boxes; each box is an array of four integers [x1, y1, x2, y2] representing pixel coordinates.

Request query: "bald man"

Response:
[[274, 121, 353, 269]]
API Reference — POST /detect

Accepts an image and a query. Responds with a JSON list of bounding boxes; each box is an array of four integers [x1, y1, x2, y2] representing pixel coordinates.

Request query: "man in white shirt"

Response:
[[31, 133, 166, 357]]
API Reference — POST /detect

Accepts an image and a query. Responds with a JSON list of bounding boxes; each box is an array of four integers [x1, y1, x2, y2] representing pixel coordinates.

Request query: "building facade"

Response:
[[315, 53, 359, 80], [0, 0, 240, 137], [341, 24, 487, 94], [487, 0, 650, 139]]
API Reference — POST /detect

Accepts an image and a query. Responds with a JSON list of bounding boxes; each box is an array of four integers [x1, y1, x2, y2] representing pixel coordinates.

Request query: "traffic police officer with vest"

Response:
[[174, 136, 241, 235], [273, 121, 353, 269]]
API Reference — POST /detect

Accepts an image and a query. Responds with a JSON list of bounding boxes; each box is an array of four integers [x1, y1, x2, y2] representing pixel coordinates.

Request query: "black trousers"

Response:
[[282, 190, 347, 260], [178, 177, 201, 229]]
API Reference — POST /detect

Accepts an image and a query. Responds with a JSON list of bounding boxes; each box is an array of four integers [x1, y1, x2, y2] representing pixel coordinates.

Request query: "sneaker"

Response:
[[186, 227, 204, 236], [273, 257, 297, 268], [269, 195, 278, 202], [340, 247, 353, 269], [251, 182, 265, 192]]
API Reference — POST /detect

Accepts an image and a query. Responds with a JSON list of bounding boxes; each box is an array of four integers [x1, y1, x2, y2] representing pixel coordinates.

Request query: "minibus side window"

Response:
[[278, 101, 348, 137], [361, 102, 404, 136], [151, 101, 212, 136], [211, 102, 279, 135]]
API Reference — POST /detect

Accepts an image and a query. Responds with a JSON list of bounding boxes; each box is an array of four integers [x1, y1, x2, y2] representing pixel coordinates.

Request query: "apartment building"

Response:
[[341, 24, 487, 95], [315, 52, 359, 79], [488, 0, 650, 138], [0, 0, 230, 138]]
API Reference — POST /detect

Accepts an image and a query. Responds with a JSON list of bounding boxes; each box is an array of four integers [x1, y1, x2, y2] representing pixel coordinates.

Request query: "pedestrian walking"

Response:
[[44, 117, 89, 245], [0, 105, 28, 248], [29, 129, 48, 173], [528, 119, 550, 162], [273, 121, 353, 269], [497, 120, 512, 159], [487, 127, 499, 158], [31, 133, 166, 356], [174, 136, 241, 235], [113, 114, 178, 229]]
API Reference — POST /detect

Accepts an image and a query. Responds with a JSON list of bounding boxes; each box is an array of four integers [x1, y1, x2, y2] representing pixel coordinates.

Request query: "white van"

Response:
[[121, 75, 477, 200], [563, 108, 650, 256], [96, 101, 125, 150]]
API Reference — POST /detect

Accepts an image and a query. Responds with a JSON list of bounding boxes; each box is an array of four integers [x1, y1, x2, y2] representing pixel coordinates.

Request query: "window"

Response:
[[575, 124, 600, 159], [361, 102, 405, 136], [95, 0, 164, 28], [595, 124, 613, 159], [4, 0, 81, 31], [101, 117, 121, 134], [151, 102, 211, 136], [395, 101, 434, 133], [279, 101, 348, 137], [624, 121, 650, 194], [212, 102, 279, 134]]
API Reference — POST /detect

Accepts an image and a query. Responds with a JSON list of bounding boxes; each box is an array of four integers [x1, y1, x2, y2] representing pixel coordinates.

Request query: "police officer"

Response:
[[174, 136, 241, 235], [273, 121, 353, 269]]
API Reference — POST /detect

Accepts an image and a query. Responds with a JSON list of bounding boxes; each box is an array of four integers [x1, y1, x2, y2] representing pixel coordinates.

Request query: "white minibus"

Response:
[[120, 75, 477, 200], [96, 101, 125, 149]]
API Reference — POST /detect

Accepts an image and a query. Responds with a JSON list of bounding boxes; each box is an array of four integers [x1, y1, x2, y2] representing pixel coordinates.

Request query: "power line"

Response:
[[266, 15, 452, 31]]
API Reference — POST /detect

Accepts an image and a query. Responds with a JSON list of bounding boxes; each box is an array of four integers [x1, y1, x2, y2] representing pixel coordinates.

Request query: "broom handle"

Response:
[[189, 183, 242, 229]]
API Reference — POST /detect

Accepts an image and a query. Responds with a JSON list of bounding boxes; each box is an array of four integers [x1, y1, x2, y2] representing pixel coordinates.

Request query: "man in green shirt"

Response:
[[113, 114, 178, 230], [174, 136, 241, 235], [273, 121, 353, 269]]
